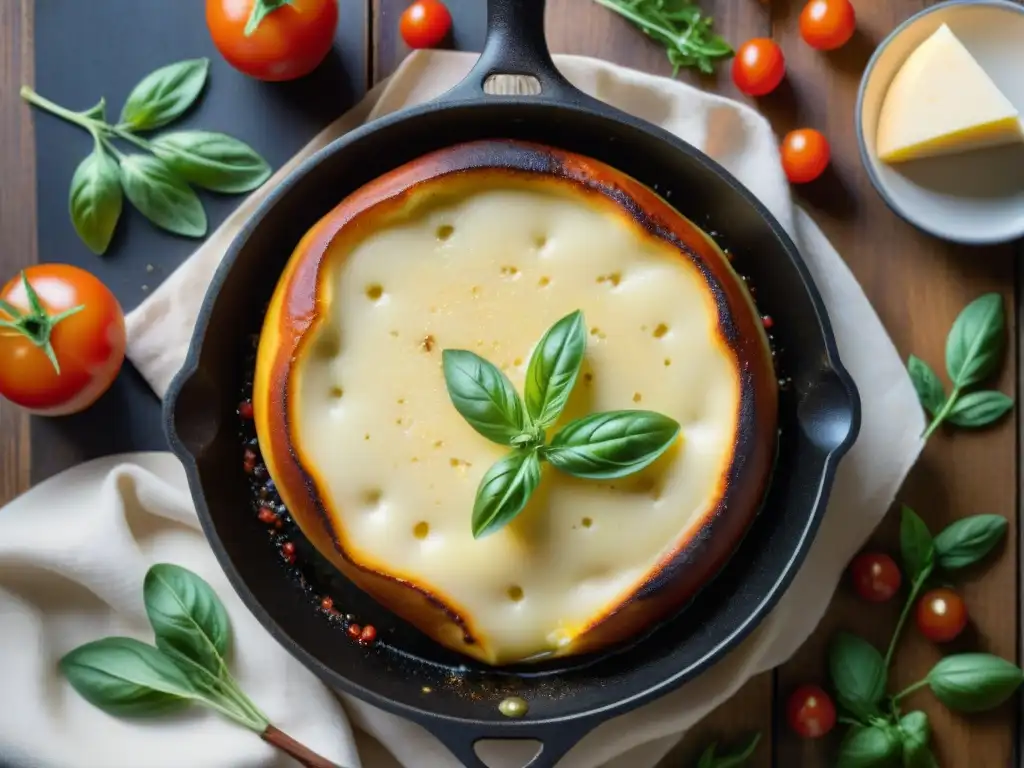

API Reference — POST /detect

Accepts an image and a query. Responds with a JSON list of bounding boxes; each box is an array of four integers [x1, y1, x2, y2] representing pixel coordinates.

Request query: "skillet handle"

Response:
[[442, 0, 589, 106], [426, 719, 596, 768]]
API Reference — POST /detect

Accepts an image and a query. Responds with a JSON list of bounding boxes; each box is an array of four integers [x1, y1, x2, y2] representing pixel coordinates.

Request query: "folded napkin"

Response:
[[1, 51, 926, 768]]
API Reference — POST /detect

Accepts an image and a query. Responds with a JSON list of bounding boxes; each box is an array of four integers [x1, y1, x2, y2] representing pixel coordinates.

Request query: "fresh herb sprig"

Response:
[[827, 506, 1018, 766], [907, 293, 1013, 439], [21, 59, 272, 255], [695, 732, 762, 767], [61, 563, 342, 768], [442, 309, 681, 538], [591, 0, 734, 76]]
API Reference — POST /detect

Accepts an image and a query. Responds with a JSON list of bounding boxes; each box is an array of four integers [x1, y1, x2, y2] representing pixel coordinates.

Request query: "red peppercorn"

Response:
[[762, 315, 774, 329], [321, 596, 334, 611], [274, 519, 284, 530], [360, 625, 377, 644], [281, 541, 296, 557], [243, 449, 257, 474], [239, 400, 254, 419], [347, 623, 362, 639], [257, 507, 277, 524]]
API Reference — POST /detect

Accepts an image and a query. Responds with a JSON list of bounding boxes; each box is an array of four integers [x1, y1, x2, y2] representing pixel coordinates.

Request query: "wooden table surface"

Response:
[[0, 1, 1020, 766]]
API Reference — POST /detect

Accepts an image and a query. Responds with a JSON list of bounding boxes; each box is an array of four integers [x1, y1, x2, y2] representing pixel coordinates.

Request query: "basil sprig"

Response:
[[907, 293, 1014, 438], [826, 505, 1018, 767], [61, 564, 339, 765], [442, 309, 682, 538], [695, 732, 761, 767], [21, 59, 271, 254]]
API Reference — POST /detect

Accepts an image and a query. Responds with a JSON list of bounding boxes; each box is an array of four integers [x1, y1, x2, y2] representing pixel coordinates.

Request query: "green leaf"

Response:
[[907, 355, 945, 416], [696, 743, 717, 768], [933, 514, 1008, 571], [545, 410, 680, 479], [899, 711, 936, 768], [472, 450, 541, 538], [702, 733, 761, 767], [945, 292, 1005, 389], [442, 349, 528, 446], [144, 564, 231, 678], [837, 725, 902, 768], [928, 653, 1024, 712], [899, 505, 934, 582], [150, 131, 272, 194], [119, 58, 210, 130], [524, 310, 587, 428], [119, 155, 207, 238], [79, 97, 106, 121], [946, 390, 1013, 428], [68, 145, 122, 255], [828, 632, 887, 720], [245, 0, 295, 36], [60, 637, 197, 716]]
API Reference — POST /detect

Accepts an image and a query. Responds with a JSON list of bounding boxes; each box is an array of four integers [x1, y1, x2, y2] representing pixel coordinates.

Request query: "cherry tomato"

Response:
[[0, 265, 125, 416], [916, 588, 968, 643], [781, 128, 831, 184], [731, 38, 786, 97], [206, 0, 339, 82], [800, 0, 857, 51], [400, 0, 452, 49], [849, 552, 902, 603], [787, 685, 836, 739]]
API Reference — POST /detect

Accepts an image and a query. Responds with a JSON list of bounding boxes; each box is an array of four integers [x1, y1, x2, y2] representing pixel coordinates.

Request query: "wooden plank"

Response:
[[769, 1, 1019, 766], [0, 0, 33, 508]]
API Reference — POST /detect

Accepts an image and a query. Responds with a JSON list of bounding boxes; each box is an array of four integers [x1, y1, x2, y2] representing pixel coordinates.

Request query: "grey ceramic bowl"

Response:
[[856, 0, 1024, 245]]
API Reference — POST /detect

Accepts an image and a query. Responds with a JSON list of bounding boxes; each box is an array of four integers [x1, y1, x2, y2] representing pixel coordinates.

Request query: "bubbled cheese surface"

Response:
[[293, 179, 741, 663]]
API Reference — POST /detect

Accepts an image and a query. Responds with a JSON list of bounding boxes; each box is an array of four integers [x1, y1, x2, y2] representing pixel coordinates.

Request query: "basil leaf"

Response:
[[120, 155, 207, 238], [828, 631, 887, 719], [144, 564, 231, 677], [945, 293, 1005, 389], [79, 97, 106, 121], [933, 514, 1008, 571], [443, 349, 527, 445], [928, 653, 1024, 712], [69, 145, 122, 255], [837, 725, 901, 768], [545, 411, 680, 480], [696, 743, 717, 768], [60, 637, 197, 716], [907, 355, 945, 416], [524, 310, 587, 428], [900, 505, 934, 582], [946, 390, 1013, 428], [899, 711, 935, 768], [472, 449, 541, 538], [151, 131, 272, 194], [119, 58, 209, 131], [707, 733, 761, 767]]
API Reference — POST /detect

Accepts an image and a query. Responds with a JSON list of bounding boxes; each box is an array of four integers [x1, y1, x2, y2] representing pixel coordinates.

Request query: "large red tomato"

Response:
[[0, 265, 126, 416], [206, 0, 339, 82]]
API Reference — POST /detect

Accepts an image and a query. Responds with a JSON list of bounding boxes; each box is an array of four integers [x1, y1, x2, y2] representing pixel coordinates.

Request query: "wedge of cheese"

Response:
[[254, 140, 779, 665], [876, 23, 1023, 163]]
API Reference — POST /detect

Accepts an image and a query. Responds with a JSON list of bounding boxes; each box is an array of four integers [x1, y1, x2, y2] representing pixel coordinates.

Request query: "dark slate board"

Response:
[[30, 0, 368, 482]]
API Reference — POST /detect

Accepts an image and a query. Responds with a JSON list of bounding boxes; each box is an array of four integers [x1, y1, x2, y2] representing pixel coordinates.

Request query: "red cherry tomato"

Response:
[[787, 685, 837, 739], [781, 128, 831, 184], [916, 588, 968, 643], [731, 38, 786, 97], [849, 552, 902, 603], [206, 0, 339, 82], [800, 0, 857, 51], [400, 0, 452, 49], [0, 265, 126, 416]]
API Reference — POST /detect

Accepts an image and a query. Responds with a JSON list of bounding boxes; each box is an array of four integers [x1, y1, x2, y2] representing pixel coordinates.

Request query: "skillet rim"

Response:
[[164, 92, 862, 733]]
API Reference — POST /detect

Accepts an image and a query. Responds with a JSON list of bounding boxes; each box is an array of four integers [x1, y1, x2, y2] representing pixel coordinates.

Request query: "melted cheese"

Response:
[[876, 24, 1023, 163], [292, 179, 741, 663]]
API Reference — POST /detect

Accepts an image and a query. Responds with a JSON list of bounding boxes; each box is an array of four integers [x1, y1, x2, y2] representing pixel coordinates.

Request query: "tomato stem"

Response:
[[1, 271, 85, 375], [244, 0, 296, 37]]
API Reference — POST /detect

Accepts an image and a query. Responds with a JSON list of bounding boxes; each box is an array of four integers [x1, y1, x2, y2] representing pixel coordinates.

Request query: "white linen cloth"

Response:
[[0, 51, 925, 768]]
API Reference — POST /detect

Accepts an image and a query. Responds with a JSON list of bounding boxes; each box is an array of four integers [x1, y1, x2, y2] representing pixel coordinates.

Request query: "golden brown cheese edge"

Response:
[[253, 139, 779, 664]]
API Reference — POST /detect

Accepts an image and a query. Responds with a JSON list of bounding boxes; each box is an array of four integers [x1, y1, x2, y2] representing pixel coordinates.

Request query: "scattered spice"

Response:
[[281, 541, 296, 558], [347, 624, 362, 640], [320, 596, 334, 612], [257, 507, 277, 524], [498, 696, 529, 718], [359, 625, 377, 645], [238, 399, 254, 419], [762, 315, 774, 329], [243, 449, 257, 475]]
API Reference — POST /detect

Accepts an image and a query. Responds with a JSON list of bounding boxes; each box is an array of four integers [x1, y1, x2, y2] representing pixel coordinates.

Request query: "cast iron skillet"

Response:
[[164, 1, 861, 765]]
